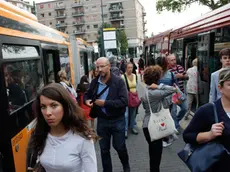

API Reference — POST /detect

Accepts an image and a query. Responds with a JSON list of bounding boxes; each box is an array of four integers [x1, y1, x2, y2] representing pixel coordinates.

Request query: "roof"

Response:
[[170, 3, 230, 39]]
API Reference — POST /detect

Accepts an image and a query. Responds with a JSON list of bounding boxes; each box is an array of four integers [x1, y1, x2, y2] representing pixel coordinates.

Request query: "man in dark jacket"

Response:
[[84, 57, 130, 172]]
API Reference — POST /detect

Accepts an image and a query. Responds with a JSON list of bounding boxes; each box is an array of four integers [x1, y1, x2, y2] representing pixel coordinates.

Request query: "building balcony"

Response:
[[144, 20, 147, 24], [144, 29, 148, 32], [109, 7, 123, 12], [143, 12, 146, 16], [72, 21, 85, 26], [110, 16, 124, 21], [72, 12, 84, 17], [55, 4, 66, 10], [55, 13, 67, 19], [73, 30, 85, 35], [56, 23, 68, 28], [72, 3, 83, 8]]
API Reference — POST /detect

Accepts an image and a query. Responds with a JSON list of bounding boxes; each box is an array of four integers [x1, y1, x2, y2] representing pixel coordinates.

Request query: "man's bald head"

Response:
[[96, 57, 111, 77], [96, 57, 109, 65], [167, 54, 177, 67]]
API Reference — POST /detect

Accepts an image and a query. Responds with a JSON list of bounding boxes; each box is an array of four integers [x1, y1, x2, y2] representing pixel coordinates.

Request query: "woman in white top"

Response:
[[27, 83, 97, 172], [121, 62, 139, 138], [184, 58, 198, 120], [58, 70, 78, 101]]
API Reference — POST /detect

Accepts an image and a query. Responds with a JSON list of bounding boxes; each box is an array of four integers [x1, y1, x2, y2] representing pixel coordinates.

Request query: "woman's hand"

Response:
[[148, 83, 158, 90], [209, 122, 224, 140]]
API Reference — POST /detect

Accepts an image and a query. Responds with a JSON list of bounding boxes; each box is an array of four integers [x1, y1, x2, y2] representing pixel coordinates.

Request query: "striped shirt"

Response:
[[169, 65, 185, 92]]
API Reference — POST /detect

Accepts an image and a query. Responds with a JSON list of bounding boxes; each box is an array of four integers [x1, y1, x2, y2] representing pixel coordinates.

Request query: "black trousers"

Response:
[[143, 128, 163, 172]]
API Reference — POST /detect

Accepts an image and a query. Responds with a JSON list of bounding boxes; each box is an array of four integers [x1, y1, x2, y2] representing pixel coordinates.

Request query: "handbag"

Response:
[[177, 102, 229, 172], [89, 84, 109, 118], [124, 74, 141, 108], [172, 84, 185, 105], [146, 89, 177, 141]]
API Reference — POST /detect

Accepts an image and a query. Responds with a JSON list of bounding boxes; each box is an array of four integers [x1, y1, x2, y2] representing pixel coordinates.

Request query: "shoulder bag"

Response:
[[146, 89, 177, 141], [88, 83, 109, 118], [177, 102, 230, 172], [124, 74, 141, 108]]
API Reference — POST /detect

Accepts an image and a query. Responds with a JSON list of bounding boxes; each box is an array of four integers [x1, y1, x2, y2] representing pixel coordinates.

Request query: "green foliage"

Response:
[[117, 30, 128, 55], [156, 0, 229, 13]]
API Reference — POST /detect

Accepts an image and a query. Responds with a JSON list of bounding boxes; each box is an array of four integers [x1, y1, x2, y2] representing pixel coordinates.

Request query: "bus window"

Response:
[[45, 53, 55, 83], [3, 60, 43, 114], [2, 45, 39, 59], [59, 47, 71, 81]]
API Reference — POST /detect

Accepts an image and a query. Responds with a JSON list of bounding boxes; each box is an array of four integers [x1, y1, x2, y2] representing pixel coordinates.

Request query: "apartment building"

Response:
[[36, 0, 147, 57], [6, 0, 36, 14]]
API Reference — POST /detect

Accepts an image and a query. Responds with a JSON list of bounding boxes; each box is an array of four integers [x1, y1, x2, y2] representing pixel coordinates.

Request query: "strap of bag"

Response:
[[211, 102, 219, 123], [96, 85, 109, 99], [124, 74, 130, 91], [146, 89, 154, 115]]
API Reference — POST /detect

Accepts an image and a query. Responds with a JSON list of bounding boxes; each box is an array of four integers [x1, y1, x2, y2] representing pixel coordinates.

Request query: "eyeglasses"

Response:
[[96, 64, 108, 69]]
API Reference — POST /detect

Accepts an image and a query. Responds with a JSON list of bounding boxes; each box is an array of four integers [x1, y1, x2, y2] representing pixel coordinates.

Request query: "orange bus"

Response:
[[0, 1, 75, 172]]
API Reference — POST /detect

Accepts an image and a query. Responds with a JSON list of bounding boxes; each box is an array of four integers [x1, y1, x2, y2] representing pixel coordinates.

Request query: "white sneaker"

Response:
[[163, 141, 172, 148]]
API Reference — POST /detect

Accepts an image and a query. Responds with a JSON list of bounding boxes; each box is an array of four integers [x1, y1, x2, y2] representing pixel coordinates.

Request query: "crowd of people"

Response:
[[26, 48, 230, 172]]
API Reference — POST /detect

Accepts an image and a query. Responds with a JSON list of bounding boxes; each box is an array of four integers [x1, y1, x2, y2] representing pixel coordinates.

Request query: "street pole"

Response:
[[100, 0, 105, 57]]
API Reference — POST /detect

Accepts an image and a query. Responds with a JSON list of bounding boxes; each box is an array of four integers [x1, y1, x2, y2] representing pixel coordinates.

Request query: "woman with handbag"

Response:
[[26, 83, 98, 172], [182, 68, 230, 171], [141, 65, 177, 172], [122, 62, 140, 138]]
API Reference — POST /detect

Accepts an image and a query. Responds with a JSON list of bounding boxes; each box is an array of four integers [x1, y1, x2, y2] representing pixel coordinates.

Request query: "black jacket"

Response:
[[84, 73, 128, 119]]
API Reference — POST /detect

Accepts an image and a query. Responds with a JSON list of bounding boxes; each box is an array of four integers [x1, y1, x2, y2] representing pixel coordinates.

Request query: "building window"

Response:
[[87, 25, 90, 29], [41, 13, 44, 17], [40, 4, 44, 9], [93, 24, 98, 28], [48, 4, 51, 8], [103, 14, 108, 18], [49, 12, 51, 16], [92, 5, 96, 8], [50, 22, 52, 25]]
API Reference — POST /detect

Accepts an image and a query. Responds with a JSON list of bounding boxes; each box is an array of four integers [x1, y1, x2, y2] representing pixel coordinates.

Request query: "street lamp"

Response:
[[100, 0, 105, 57]]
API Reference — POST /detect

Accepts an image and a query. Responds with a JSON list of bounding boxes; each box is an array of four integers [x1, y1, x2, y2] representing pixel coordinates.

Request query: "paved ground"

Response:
[[94, 81, 192, 172]]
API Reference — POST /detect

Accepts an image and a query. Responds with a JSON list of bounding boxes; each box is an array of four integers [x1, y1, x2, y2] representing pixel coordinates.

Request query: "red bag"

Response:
[[128, 91, 141, 107], [124, 74, 140, 107]]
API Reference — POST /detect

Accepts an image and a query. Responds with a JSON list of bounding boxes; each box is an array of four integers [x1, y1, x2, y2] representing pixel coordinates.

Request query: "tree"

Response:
[[117, 30, 128, 55], [156, 0, 229, 13], [97, 23, 128, 56]]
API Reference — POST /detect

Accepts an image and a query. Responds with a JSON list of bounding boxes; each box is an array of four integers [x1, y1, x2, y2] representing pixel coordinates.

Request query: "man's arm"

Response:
[[209, 73, 216, 103], [104, 79, 128, 109]]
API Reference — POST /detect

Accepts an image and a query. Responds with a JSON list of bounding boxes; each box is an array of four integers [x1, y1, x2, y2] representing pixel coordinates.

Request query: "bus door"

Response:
[[184, 42, 198, 112], [0, 36, 43, 172], [41, 44, 60, 84], [197, 32, 215, 106]]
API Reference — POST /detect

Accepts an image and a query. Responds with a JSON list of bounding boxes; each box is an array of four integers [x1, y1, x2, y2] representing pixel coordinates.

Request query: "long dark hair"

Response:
[[29, 83, 97, 155], [160, 56, 168, 74]]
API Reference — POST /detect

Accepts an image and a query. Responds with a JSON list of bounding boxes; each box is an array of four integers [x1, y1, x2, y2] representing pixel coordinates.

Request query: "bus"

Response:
[[0, 1, 94, 171], [143, 3, 230, 106], [143, 29, 171, 66]]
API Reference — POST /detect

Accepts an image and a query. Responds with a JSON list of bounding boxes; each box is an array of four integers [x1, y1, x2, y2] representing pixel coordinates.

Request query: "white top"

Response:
[[226, 112, 230, 119], [40, 130, 97, 172], [186, 66, 198, 94]]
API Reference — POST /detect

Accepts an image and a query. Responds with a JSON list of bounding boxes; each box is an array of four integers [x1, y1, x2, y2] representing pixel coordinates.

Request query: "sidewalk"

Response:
[[94, 81, 191, 172]]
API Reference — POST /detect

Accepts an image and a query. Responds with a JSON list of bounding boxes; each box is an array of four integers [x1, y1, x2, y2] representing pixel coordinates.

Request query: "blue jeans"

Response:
[[97, 117, 130, 172], [171, 98, 188, 129], [125, 107, 137, 131]]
